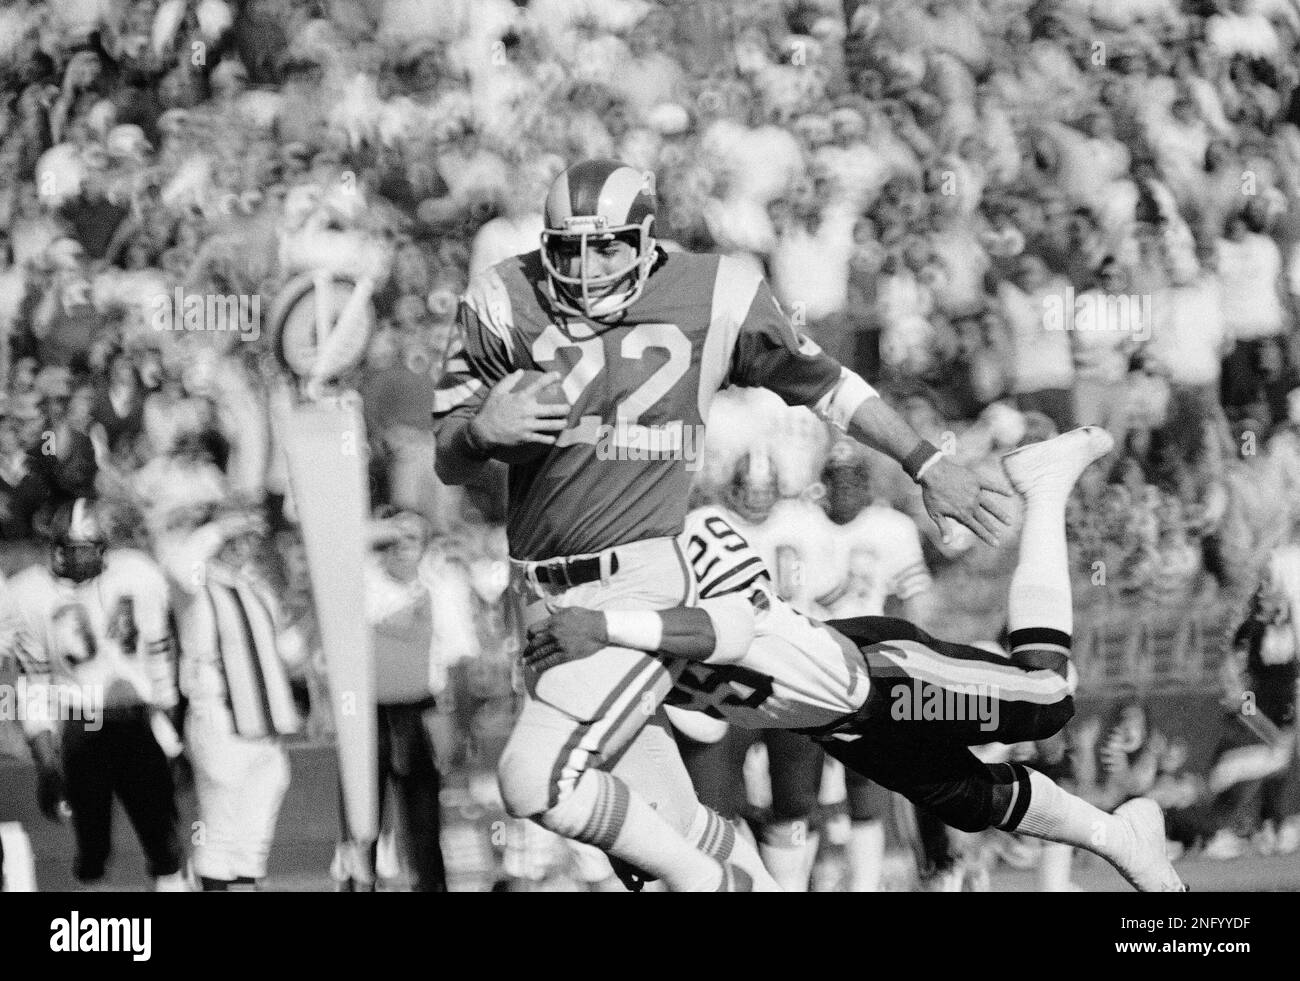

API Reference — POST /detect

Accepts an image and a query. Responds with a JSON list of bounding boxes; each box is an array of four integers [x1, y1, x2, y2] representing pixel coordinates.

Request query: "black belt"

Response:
[[531, 552, 619, 589]]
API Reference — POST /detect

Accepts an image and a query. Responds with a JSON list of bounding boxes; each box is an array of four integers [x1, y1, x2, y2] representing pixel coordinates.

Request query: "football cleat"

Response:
[[1000, 426, 1115, 501], [1112, 798, 1185, 892]]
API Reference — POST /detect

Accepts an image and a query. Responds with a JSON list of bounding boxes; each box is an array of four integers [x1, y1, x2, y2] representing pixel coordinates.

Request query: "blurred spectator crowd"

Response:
[[0, 0, 1298, 887]]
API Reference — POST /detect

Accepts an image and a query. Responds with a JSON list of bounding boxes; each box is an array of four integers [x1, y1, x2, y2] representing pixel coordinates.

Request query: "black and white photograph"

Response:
[[0, 0, 1296, 953]]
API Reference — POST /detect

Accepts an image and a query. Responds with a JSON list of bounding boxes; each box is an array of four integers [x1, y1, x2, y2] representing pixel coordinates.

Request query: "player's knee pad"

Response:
[[999, 695, 1076, 745], [497, 695, 605, 820], [905, 765, 1024, 835], [496, 738, 561, 820], [1027, 695, 1075, 742]]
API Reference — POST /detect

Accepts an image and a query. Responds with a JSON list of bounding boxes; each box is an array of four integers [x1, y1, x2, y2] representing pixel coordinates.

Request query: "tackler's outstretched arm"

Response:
[[523, 594, 759, 674], [844, 387, 1015, 548]]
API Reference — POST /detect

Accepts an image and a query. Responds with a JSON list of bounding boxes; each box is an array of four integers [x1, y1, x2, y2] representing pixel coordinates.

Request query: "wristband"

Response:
[[603, 611, 664, 652], [902, 440, 942, 482], [915, 450, 944, 482]]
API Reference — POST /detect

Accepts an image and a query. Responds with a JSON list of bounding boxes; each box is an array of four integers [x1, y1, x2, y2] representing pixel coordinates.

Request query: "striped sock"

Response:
[[575, 771, 632, 851], [688, 805, 736, 860], [1005, 472, 1077, 690], [687, 804, 783, 891], [1007, 627, 1074, 681], [544, 771, 721, 892]]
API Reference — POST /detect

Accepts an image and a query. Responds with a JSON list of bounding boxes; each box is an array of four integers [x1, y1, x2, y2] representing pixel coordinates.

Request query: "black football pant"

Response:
[[61, 709, 183, 881], [809, 617, 1076, 834]]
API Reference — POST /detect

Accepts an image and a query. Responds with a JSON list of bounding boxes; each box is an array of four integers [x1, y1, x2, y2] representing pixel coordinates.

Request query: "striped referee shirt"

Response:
[[160, 526, 302, 739]]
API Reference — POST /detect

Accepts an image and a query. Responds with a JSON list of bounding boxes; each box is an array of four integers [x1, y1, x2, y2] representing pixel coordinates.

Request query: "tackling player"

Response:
[[678, 457, 829, 890], [525, 429, 1185, 891], [432, 159, 1013, 891]]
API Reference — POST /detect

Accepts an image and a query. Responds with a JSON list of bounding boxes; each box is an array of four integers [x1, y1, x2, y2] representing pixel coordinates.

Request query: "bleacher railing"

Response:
[[1072, 588, 1231, 695]]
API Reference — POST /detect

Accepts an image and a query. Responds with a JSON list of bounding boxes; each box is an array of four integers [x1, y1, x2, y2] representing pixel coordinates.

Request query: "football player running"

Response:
[[433, 159, 1013, 891], [525, 428, 1185, 892]]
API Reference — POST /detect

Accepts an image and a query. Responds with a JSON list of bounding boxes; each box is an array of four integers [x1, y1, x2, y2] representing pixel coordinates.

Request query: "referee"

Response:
[[158, 504, 308, 891]]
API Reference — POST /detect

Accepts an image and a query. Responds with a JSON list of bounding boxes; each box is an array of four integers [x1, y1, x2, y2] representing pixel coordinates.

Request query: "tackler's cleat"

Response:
[[1112, 798, 1185, 893]]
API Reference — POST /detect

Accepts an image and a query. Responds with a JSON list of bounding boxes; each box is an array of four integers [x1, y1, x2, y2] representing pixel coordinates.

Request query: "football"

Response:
[[493, 369, 570, 466]]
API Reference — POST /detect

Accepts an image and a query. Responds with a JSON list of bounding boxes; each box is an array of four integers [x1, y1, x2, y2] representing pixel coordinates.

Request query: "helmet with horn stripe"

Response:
[[540, 159, 658, 319]]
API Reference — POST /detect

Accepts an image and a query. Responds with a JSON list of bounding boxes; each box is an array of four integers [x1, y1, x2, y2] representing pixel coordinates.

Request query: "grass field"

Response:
[[6, 744, 1298, 893]]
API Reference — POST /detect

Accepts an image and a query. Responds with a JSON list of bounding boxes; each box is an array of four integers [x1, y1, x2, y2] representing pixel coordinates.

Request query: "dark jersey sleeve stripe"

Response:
[[699, 556, 766, 599], [431, 300, 511, 425]]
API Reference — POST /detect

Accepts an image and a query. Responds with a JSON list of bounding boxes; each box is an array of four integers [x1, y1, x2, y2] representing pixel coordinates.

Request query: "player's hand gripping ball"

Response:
[[470, 369, 570, 465]]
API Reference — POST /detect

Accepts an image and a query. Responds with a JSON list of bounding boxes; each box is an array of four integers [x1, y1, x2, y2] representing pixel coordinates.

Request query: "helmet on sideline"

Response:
[[40, 498, 106, 583]]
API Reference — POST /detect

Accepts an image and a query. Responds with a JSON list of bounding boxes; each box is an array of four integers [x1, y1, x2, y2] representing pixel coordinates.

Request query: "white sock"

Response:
[[1038, 841, 1075, 892], [1014, 770, 1134, 869], [1008, 483, 1072, 637], [0, 823, 37, 892], [847, 819, 885, 892], [1004, 428, 1113, 637], [759, 819, 814, 892], [543, 770, 722, 892]]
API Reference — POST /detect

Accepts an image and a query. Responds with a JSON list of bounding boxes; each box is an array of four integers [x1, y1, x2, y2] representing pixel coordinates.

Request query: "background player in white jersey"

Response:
[[821, 440, 937, 890], [4, 499, 186, 890], [695, 438, 936, 889], [0, 570, 40, 891], [433, 159, 1014, 891], [677, 463, 828, 890], [526, 429, 1185, 891]]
